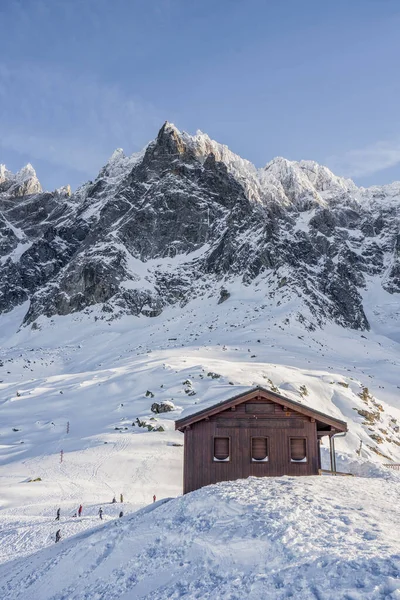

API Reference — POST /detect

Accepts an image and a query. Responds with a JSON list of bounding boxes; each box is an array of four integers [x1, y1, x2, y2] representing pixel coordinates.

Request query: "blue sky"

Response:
[[1, 0, 400, 190]]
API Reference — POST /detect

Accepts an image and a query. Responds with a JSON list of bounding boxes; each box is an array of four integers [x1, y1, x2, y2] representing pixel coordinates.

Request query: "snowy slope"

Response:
[[0, 281, 400, 576], [1, 476, 399, 600]]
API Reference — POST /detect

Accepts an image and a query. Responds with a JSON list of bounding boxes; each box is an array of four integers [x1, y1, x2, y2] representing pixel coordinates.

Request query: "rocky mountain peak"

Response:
[[0, 164, 12, 183], [0, 162, 42, 197], [153, 121, 186, 156], [16, 162, 37, 181], [260, 156, 357, 210]]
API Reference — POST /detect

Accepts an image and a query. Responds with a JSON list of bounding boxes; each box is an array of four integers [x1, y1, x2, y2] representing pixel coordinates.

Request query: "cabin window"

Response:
[[214, 437, 230, 461], [251, 437, 269, 462], [290, 437, 307, 462]]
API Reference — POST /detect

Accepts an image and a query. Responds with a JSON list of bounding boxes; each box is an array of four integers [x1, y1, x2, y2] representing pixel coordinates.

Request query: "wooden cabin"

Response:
[[175, 386, 347, 494]]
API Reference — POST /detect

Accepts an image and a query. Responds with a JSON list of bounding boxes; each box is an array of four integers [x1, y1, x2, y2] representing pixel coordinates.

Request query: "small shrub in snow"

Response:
[[135, 417, 164, 432], [207, 372, 221, 379], [337, 381, 349, 388], [263, 377, 279, 393], [182, 379, 196, 395], [369, 433, 384, 444], [359, 387, 372, 403], [299, 385, 309, 397], [354, 408, 381, 425], [367, 444, 390, 459]]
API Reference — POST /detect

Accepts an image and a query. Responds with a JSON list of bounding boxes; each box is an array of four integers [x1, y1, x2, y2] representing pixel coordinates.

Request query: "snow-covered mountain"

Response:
[[1, 123, 400, 597], [1, 122, 399, 329]]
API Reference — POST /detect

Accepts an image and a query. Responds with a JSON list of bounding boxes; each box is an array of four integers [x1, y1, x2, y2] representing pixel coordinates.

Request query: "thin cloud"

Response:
[[327, 139, 400, 178], [0, 63, 162, 181]]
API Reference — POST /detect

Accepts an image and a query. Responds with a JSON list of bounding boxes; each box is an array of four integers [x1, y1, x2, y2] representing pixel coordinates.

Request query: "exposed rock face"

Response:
[[0, 122, 399, 330], [151, 401, 176, 414]]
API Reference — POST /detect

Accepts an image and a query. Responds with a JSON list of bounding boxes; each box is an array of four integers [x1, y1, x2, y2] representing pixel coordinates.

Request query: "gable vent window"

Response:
[[214, 437, 230, 462], [251, 437, 268, 462], [290, 438, 307, 462]]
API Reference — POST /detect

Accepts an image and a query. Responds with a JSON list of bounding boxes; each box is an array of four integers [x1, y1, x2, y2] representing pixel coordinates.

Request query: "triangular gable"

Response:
[[175, 386, 347, 432]]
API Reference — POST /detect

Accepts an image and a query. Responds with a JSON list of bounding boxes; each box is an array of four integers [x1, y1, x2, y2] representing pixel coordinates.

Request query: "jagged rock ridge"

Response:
[[0, 122, 399, 329]]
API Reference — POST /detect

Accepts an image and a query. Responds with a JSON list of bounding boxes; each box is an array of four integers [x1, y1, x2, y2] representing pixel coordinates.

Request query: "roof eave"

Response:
[[175, 386, 347, 432]]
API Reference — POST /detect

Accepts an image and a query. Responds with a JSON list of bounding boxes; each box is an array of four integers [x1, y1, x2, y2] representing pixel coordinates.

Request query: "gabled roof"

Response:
[[175, 386, 347, 433]]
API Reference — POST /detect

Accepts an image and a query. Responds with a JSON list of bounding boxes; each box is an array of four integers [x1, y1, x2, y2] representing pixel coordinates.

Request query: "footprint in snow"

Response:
[[363, 531, 378, 541], [339, 515, 352, 525]]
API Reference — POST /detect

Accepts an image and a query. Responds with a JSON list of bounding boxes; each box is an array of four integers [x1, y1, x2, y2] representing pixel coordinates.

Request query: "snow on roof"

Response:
[[176, 385, 347, 429]]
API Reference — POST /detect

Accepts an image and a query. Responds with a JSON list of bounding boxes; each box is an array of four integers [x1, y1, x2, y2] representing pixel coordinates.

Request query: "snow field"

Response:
[[0, 283, 399, 596], [0, 430, 182, 565], [0, 476, 399, 599]]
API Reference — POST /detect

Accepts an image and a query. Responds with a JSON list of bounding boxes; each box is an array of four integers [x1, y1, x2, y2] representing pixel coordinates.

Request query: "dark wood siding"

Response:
[[183, 395, 319, 493]]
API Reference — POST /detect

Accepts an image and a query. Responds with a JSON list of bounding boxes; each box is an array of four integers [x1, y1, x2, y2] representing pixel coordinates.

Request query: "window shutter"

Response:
[[290, 438, 306, 461], [252, 437, 268, 460], [214, 437, 229, 460]]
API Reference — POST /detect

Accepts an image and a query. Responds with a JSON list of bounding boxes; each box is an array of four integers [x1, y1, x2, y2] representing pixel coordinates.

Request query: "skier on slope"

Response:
[[78, 504, 82, 517], [98, 507, 103, 520], [112, 496, 117, 503], [55, 507, 61, 521], [153, 495, 156, 503], [55, 529, 61, 543], [120, 493, 123, 503]]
